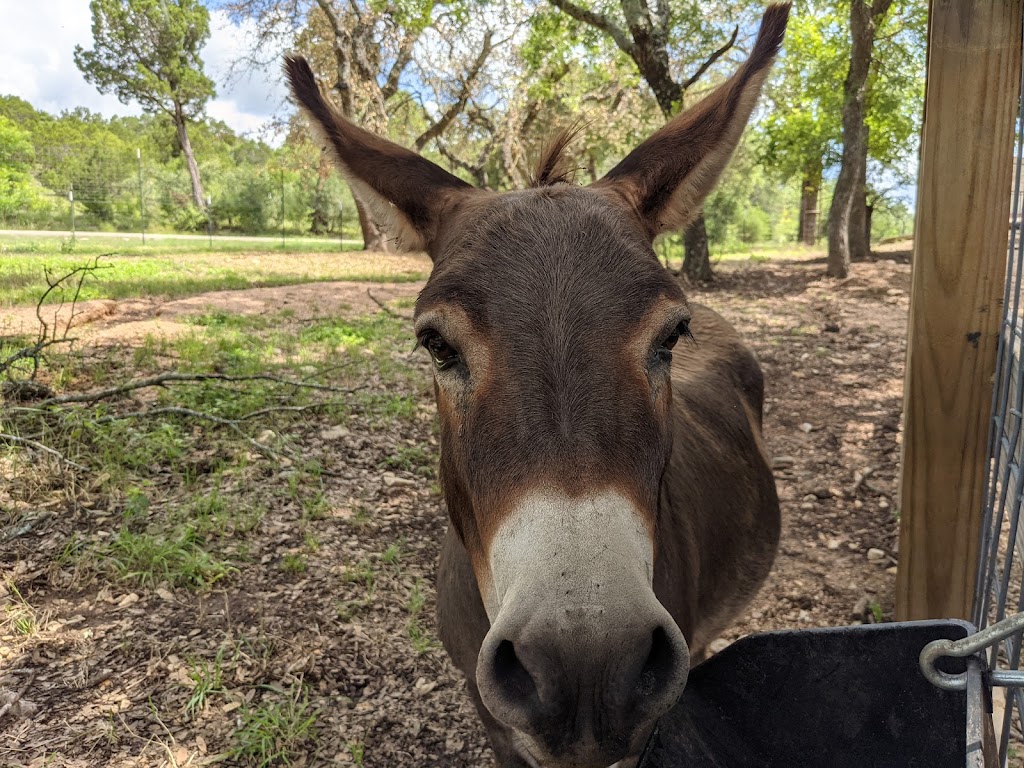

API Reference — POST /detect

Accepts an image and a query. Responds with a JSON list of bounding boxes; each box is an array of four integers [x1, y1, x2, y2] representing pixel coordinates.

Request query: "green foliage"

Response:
[[759, 0, 925, 211], [0, 117, 38, 223], [74, 0, 215, 120]]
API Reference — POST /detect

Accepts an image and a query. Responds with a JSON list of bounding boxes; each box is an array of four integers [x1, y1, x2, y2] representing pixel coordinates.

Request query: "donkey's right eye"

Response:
[[422, 332, 461, 371]]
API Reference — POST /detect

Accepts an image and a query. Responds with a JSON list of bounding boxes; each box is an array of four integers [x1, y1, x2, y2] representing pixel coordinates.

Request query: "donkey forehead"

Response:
[[417, 186, 685, 329]]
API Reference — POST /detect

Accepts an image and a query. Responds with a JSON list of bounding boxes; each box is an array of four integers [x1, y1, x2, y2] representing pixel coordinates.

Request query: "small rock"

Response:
[[799, 502, 814, 511], [886, 566, 898, 575], [811, 488, 833, 500], [823, 323, 841, 333], [117, 592, 140, 609], [866, 548, 886, 561], [256, 429, 276, 444], [851, 595, 870, 621], [382, 472, 416, 488], [321, 425, 350, 441], [798, 423, 813, 433], [878, 498, 890, 510], [156, 587, 175, 602], [802, 494, 818, 502], [414, 677, 438, 695], [709, 638, 731, 654], [798, 610, 811, 622], [827, 539, 841, 551]]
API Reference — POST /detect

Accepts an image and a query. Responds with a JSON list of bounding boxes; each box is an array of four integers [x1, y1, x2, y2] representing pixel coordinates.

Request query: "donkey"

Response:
[[286, 4, 788, 766]]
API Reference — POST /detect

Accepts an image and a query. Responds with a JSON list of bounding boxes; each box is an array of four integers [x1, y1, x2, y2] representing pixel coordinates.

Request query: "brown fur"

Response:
[[285, 5, 790, 766]]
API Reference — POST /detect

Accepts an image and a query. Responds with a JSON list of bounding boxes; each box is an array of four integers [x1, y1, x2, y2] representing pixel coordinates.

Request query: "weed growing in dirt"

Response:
[[184, 644, 230, 718], [381, 542, 403, 565], [347, 741, 366, 766], [3, 581, 40, 636], [281, 553, 307, 574], [868, 601, 884, 623], [405, 578, 437, 655], [102, 528, 236, 590], [229, 684, 318, 768], [341, 561, 374, 591]]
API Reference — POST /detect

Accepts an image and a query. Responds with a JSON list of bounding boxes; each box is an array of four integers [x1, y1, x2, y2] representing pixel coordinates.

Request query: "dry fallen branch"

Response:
[[367, 289, 414, 321], [0, 433, 87, 471], [1, 258, 109, 383], [36, 371, 361, 407], [0, 670, 37, 722]]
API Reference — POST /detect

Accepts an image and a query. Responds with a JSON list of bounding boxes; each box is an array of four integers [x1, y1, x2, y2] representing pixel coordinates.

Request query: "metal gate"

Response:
[[972, 31, 1024, 764]]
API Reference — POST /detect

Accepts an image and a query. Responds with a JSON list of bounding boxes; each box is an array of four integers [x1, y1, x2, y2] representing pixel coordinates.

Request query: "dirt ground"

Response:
[[0, 251, 913, 767]]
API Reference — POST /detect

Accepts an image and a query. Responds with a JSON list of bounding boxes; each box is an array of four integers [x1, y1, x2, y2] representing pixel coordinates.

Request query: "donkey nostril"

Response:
[[492, 640, 536, 701], [637, 626, 678, 698]]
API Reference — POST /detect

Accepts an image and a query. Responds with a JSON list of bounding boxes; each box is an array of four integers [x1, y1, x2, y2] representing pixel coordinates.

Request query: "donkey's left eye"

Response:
[[422, 332, 461, 371], [654, 320, 693, 364]]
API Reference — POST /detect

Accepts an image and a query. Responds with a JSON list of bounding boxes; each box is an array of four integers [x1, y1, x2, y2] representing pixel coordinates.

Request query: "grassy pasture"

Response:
[[0, 234, 430, 306]]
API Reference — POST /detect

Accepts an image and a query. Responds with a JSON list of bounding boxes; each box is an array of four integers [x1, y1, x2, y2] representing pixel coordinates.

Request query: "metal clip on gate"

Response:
[[921, 612, 1024, 691]]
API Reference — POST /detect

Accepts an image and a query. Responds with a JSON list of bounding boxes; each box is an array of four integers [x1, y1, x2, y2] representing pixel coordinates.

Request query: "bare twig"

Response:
[[236, 399, 360, 421], [681, 26, 740, 91], [0, 511, 54, 544], [0, 433, 86, 471], [36, 372, 360, 407], [366, 289, 413, 320], [0, 670, 37, 722]]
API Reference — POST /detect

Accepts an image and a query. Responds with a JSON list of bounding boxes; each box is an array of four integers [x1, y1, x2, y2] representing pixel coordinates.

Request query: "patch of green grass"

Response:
[[184, 644, 230, 718], [381, 444, 434, 474], [281, 554, 307, 574], [0, 244, 426, 306], [102, 528, 236, 590], [178, 482, 264, 539], [230, 684, 318, 768]]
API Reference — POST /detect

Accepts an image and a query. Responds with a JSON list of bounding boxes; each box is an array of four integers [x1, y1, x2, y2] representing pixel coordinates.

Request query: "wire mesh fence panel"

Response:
[[972, 20, 1024, 764], [2, 142, 363, 248]]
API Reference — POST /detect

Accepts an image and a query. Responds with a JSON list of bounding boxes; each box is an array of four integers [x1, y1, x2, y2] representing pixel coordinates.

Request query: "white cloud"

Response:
[[0, 2, 290, 143]]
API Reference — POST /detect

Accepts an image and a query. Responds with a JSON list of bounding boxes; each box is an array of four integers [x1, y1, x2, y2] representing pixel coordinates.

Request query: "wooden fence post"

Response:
[[897, 0, 1023, 620]]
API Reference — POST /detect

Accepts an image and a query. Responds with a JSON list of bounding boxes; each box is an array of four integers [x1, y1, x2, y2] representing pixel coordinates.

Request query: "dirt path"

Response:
[[1, 254, 914, 766], [0, 280, 423, 343]]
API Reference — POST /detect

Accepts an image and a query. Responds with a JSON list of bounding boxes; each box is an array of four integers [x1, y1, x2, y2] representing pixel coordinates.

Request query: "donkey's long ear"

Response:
[[593, 3, 790, 238], [285, 56, 474, 253]]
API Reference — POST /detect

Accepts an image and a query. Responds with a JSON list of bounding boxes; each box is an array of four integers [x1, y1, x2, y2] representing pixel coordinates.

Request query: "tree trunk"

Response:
[[355, 197, 389, 251], [800, 171, 821, 245], [173, 102, 205, 210], [682, 217, 713, 282], [849, 152, 871, 261], [865, 201, 874, 245], [828, 0, 890, 278]]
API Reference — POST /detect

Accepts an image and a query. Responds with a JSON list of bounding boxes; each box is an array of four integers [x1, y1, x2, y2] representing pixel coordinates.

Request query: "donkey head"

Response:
[[287, 6, 787, 765]]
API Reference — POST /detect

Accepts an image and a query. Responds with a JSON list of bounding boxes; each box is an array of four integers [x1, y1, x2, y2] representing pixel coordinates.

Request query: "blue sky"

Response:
[[0, 0, 291, 141]]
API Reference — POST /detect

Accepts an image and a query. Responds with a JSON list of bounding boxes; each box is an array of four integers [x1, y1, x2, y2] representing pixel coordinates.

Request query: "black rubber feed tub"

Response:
[[639, 620, 988, 768]]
